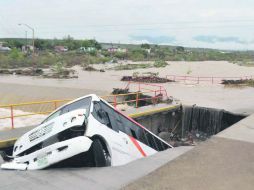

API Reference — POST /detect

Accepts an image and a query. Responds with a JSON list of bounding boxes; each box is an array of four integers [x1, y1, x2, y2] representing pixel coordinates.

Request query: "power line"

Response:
[[33, 24, 254, 35], [35, 19, 254, 29], [1, 17, 254, 38]]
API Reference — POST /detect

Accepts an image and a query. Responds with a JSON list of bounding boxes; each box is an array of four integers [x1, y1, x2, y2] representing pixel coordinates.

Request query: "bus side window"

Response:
[[161, 141, 169, 150], [130, 129, 137, 139], [139, 129, 149, 146], [92, 102, 103, 123], [98, 101, 128, 133], [107, 111, 121, 132], [154, 136, 163, 151], [92, 102, 112, 129], [119, 115, 145, 143], [118, 115, 135, 136], [145, 131, 159, 151]]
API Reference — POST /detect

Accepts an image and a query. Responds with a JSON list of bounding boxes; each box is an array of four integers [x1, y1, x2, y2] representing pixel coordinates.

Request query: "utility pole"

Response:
[[18, 23, 35, 55], [25, 31, 28, 47]]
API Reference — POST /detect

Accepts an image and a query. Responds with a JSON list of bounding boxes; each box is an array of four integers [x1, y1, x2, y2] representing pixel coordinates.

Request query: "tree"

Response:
[[34, 39, 54, 50], [141, 43, 150, 49], [114, 52, 126, 60], [155, 49, 166, 59], [5, 39, 24, 49], [129, 49, 148, 61], [62, 35, 79, 50], [176, 46, 185, 52], [81, 39, 101, 49]]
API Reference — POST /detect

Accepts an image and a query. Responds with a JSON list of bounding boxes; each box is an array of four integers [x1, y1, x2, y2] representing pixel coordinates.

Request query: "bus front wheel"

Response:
[[92, 139, 111, 167]]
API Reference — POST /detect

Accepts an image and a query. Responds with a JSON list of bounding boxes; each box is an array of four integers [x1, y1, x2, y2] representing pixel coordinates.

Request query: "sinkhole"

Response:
[[134, 105, 247, 146]]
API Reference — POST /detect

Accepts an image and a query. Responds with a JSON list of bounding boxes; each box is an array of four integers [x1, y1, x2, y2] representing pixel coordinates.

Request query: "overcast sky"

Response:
[[0, 0, 254, 50]]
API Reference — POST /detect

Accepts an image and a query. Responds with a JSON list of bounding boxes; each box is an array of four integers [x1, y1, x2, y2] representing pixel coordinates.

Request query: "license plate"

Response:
[[37, 156, 48, 167]]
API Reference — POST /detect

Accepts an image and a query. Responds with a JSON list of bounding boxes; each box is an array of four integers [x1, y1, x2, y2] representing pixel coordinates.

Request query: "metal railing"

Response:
[[166, 75, 253, 84], [125, 81, 168, 98], [0, 99, 71, 129], [0, 82, 168, 130]]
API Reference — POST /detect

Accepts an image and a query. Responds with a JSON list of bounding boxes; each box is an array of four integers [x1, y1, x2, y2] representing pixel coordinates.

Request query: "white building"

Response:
[[0, 42, 11, 52], [79, 47, 96, 52]]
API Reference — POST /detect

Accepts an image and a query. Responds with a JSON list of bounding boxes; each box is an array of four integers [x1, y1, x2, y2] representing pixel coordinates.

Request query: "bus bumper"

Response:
[[1, 136, 93, 170]]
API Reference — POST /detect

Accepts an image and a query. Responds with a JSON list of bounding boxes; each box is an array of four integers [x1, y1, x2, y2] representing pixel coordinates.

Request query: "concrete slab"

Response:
[[217, 114, 254, 143], [0, 126, 34, 141], [0, 126, 34, 148], [123, 137, 254, 190], [123, 114, 254, 190], [0, 146, 192, 190]]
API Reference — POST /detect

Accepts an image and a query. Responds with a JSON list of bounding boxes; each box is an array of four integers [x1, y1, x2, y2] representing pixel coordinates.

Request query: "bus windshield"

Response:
[[41, 97, 92, 124]]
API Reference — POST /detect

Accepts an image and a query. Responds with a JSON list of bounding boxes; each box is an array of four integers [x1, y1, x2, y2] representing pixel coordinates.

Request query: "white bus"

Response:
[[1, 94, 173, 170]]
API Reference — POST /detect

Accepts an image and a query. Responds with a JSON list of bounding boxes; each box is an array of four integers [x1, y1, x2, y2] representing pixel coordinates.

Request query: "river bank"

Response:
[[0, 61, 254, 115]]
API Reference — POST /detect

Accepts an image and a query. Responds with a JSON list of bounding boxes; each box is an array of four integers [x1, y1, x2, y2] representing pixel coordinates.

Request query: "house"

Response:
[[107, 47, 127, 53], [22, 45, 34, 53], [54, 46, 68, 52], [0, 42, 11, 52], [0, 46, 11, 52], [144, 48, 151, 54]]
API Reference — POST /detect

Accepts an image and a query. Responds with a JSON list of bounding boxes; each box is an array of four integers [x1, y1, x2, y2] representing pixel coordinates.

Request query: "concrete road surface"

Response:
[[0, 146, 192, 190], [123, 114, 254, 190]]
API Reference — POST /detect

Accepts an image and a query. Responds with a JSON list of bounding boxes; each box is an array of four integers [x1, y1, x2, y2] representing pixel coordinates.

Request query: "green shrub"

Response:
[[153, 60, 168, 68], [53, 62, 66, 74]]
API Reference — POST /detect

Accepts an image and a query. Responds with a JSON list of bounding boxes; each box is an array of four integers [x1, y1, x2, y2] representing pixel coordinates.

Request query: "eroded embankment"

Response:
[[134, 105, 246, 145]]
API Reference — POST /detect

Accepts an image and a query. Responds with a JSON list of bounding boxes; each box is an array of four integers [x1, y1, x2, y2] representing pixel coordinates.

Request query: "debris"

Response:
[[83, 66, 105, 72], [83, 66, 98, 71], [112, 88, 129, 94], [112, 63, 151, 70], [121, 76, 173, 83], [0, 68, 43, 76], [221, 79, 254, 87], [43, 68, 78, 79], [158, 132, 171, 142]]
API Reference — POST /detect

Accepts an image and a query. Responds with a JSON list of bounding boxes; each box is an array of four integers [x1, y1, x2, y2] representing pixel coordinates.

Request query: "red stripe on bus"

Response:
[[129, 136, 147, 157]]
